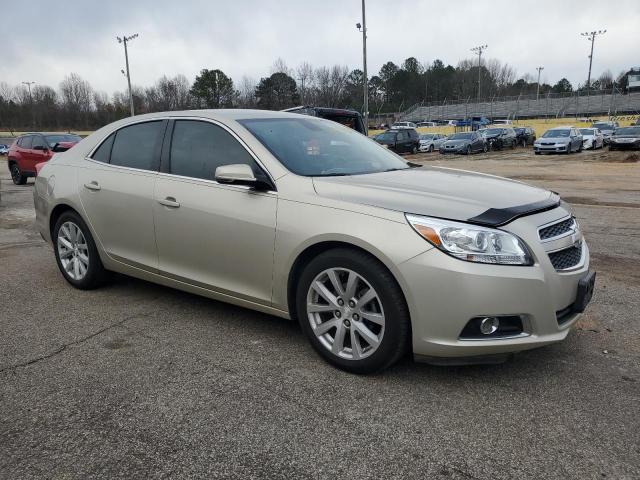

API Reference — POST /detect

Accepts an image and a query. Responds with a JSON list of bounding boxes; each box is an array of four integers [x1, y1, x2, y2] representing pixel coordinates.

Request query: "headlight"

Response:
[[406, 214, 533, 265]]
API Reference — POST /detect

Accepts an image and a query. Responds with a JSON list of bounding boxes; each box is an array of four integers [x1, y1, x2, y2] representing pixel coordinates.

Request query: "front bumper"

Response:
[[439, 145, 466, 154], [534, 144, 569, 153], [398, 207, 591, 359], [609, 140, 640, 150]]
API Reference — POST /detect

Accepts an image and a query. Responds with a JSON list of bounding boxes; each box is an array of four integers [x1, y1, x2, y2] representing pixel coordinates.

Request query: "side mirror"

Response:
[[215, 164, 258, 187]]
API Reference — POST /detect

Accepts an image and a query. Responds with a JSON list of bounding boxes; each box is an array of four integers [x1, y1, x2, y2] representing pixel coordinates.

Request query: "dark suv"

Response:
[[514, 127, 536, 147], [284, 106, 366, 134], [374, 128, 420, 154], [7, 132, 81, 185], [481, 127, 517, 150]]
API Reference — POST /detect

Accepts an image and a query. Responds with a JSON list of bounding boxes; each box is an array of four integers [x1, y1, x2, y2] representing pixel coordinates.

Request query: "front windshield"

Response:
[[542, 129, 570, 138], [239, 117, 409, 177], [45, 134, 81, 147], [420, 134, 435, 140], [580, 129, 595, 135], [484, 128, 504, 135], [614, 127, 640, 136], [448, 133, 473, 140]]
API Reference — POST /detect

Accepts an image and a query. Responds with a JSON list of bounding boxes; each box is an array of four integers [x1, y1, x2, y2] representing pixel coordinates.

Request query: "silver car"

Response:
[[34, 110, 595, 373], [533, 127, 583, 155], [418, 133, 447, 152], [580, 128, 604, 150]]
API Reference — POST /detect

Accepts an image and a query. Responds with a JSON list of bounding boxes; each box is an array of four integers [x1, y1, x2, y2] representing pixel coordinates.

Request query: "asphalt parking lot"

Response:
[[1, 148, 639, 479]]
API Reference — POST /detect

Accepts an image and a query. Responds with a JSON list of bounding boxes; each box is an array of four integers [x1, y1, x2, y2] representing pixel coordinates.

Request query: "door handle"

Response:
[[158, 197, 180, 208], [84, 181, 101, 191]]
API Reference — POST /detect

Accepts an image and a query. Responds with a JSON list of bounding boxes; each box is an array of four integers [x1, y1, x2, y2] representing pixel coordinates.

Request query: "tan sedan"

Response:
[[33, 110, 595, 373]]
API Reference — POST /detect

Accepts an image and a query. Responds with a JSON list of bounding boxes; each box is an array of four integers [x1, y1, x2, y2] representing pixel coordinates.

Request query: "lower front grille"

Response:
[[548, 243, 583, 270]]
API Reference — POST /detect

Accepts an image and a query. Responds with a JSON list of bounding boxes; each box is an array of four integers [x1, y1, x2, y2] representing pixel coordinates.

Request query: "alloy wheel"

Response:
[[57, 221, 90, 281], [306, 268, 385, 361], [11, 165, 21, 184]]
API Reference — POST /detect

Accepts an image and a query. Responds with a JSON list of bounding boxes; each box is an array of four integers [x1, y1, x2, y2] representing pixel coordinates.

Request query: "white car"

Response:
[[492, 119, 513, 126], [580, 128, 604, 150], [418, 133, 447, 152], [417, 121, 437, 127], [390, 121, 417, 130], [0, 144, 9, 155]]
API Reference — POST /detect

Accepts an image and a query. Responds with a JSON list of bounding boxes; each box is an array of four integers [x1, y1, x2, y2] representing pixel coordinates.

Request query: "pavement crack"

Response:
[[0, 313, 150, 373]]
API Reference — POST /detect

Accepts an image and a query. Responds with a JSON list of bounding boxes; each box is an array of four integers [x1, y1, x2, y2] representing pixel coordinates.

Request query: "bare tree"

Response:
[[271, 57, 293, 76], [238, 76, 257, 108]]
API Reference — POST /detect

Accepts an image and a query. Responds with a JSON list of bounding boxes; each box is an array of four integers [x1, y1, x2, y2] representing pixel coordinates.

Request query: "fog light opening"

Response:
[[479, 317, 500, 335]]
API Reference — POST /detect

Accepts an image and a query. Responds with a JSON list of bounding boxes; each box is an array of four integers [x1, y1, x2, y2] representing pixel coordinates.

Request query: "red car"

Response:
[[7, 132, 81, 185]]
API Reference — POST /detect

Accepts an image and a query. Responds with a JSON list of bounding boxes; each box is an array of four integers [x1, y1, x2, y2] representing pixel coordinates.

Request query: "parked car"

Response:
[[0, 144, 9, 155], [492, 119, 513, 126], [418, 133, 447, 152], [390, 121, 417, 130], [34, 109, 595, 373], [374, 128, 420, 154], [481, 127, 517, 150], [533, 127, 583, 155], [439, 131, 486, 155], [416, 121, 437, 127], [514, 127, 537, 147], [609, 126, 640, 151], [7, 132, 81, 185], [591, 121, 618, 145], [579, 128, 604, 150], [283, 106, 366, 134]]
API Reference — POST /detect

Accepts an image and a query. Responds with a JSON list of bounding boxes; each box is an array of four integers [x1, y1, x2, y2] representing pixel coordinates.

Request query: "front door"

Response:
[[153, 119, 277, 305]]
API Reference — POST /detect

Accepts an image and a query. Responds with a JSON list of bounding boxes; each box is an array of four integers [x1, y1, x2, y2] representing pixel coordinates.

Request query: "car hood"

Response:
[[537, 137, 570, 143], [442, 139, 469, 147], [312, 166, 558, 226], [612, 135, 640, 139]]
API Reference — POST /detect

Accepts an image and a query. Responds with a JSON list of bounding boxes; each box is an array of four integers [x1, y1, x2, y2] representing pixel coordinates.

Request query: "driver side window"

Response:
[[32, 136, 47, 149]]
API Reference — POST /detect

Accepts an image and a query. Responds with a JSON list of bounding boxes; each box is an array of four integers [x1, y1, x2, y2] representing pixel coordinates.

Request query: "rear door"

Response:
[[78, 120, 165, 270], [18, 135, 34, 172], [153, 119, 277, 304]]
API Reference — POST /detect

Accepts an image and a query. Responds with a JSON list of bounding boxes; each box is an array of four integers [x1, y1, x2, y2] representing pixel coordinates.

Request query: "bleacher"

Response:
[[400, 91, 640, 122]]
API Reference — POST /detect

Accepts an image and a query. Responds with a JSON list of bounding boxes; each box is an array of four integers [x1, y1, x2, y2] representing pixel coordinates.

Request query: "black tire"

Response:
[[521, 139, 527, 148], [53, 210, 108, 290], [483, 143, 488, 153], [578, 143, 583, 152], [465, 145, 472, 155], [296, 248, 411, 374], [411, 145, 418, 154], [565, 143, 571, 155], [428, 144, 434, 153], [510, 140, 516, 149], [534, 151, 541, 155], [10, 163, 27, 185]]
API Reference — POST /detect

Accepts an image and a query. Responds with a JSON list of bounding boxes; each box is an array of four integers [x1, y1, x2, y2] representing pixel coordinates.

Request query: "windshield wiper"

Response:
[[382, 167, 411, 172]]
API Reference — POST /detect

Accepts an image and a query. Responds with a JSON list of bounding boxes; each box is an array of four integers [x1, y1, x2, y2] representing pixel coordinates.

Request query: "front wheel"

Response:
[[296, 248, 410, 374], [428, 144, 434, 153], [466, 145, 472, 155], [411, 145, 418, 154], [483, 143, 488, 153], [53, 211, 108, 289], [521, 139, 527, 148], [10, 163, 27, 185]]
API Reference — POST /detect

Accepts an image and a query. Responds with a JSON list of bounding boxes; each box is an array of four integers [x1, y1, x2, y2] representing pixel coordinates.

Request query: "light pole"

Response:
[[536, 66, 544, 101], [470, 45, 488, 102], [117, 33, 139, 116], [356, 0, 368, 134], [22, 81, 36, 127], [581, 29, 606, 91]]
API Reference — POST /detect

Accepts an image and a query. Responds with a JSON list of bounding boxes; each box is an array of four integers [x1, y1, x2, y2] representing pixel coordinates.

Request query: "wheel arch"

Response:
[[286, 240, 412, 335], [49, 203, 78, 240]]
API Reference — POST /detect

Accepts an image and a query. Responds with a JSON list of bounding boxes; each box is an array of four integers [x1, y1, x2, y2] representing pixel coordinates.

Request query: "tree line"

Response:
[[0, 56, 633, 130]]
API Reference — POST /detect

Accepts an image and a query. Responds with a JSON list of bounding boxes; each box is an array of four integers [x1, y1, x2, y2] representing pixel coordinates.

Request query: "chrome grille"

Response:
[[548, 243, 582, 270], [539, 217, 575, 240]]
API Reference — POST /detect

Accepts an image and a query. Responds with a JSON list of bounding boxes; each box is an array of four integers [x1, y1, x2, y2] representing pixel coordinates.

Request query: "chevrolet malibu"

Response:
[[33, 110, 595, 373]]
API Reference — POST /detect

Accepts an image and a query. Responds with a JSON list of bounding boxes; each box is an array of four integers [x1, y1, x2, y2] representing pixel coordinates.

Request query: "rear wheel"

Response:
[[53, 211, 108, 290], [10, 163, 27, 185], [296, 248, 410, 374]]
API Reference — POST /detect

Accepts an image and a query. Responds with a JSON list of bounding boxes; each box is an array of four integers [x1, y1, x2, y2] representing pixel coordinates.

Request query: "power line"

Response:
[[581, 29, 606, 90], [117, 33, 139, 116], [470, 45, 488, 102]]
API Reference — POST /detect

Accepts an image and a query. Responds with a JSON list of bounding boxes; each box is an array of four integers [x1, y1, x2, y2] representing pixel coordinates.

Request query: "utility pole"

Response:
[[470, 45, 488, 102], [117, 33, 139, 116], [581, 29, 606, 91], [22, 81, 36, 128], [536, 66, 544, 101], [298, 76, 306, 105], [356, 0, 368, 134]]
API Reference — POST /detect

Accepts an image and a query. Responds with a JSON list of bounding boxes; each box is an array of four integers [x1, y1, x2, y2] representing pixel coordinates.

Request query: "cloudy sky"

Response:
[[2, 0, 638, 95]]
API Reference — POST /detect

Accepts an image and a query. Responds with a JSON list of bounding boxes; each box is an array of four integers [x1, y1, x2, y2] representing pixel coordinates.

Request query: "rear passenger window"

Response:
[[21, 136, 33, 149], [91, 134, 115, 163], [169, 120, 259, 181], [110, 121, 163, 171]]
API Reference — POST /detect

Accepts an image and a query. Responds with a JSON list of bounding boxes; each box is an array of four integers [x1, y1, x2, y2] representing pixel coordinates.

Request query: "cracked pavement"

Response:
[[1, 151, 639, 479]]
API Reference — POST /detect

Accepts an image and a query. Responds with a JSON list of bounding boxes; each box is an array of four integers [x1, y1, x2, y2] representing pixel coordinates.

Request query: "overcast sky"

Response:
[[2, 0, 638, 95]]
